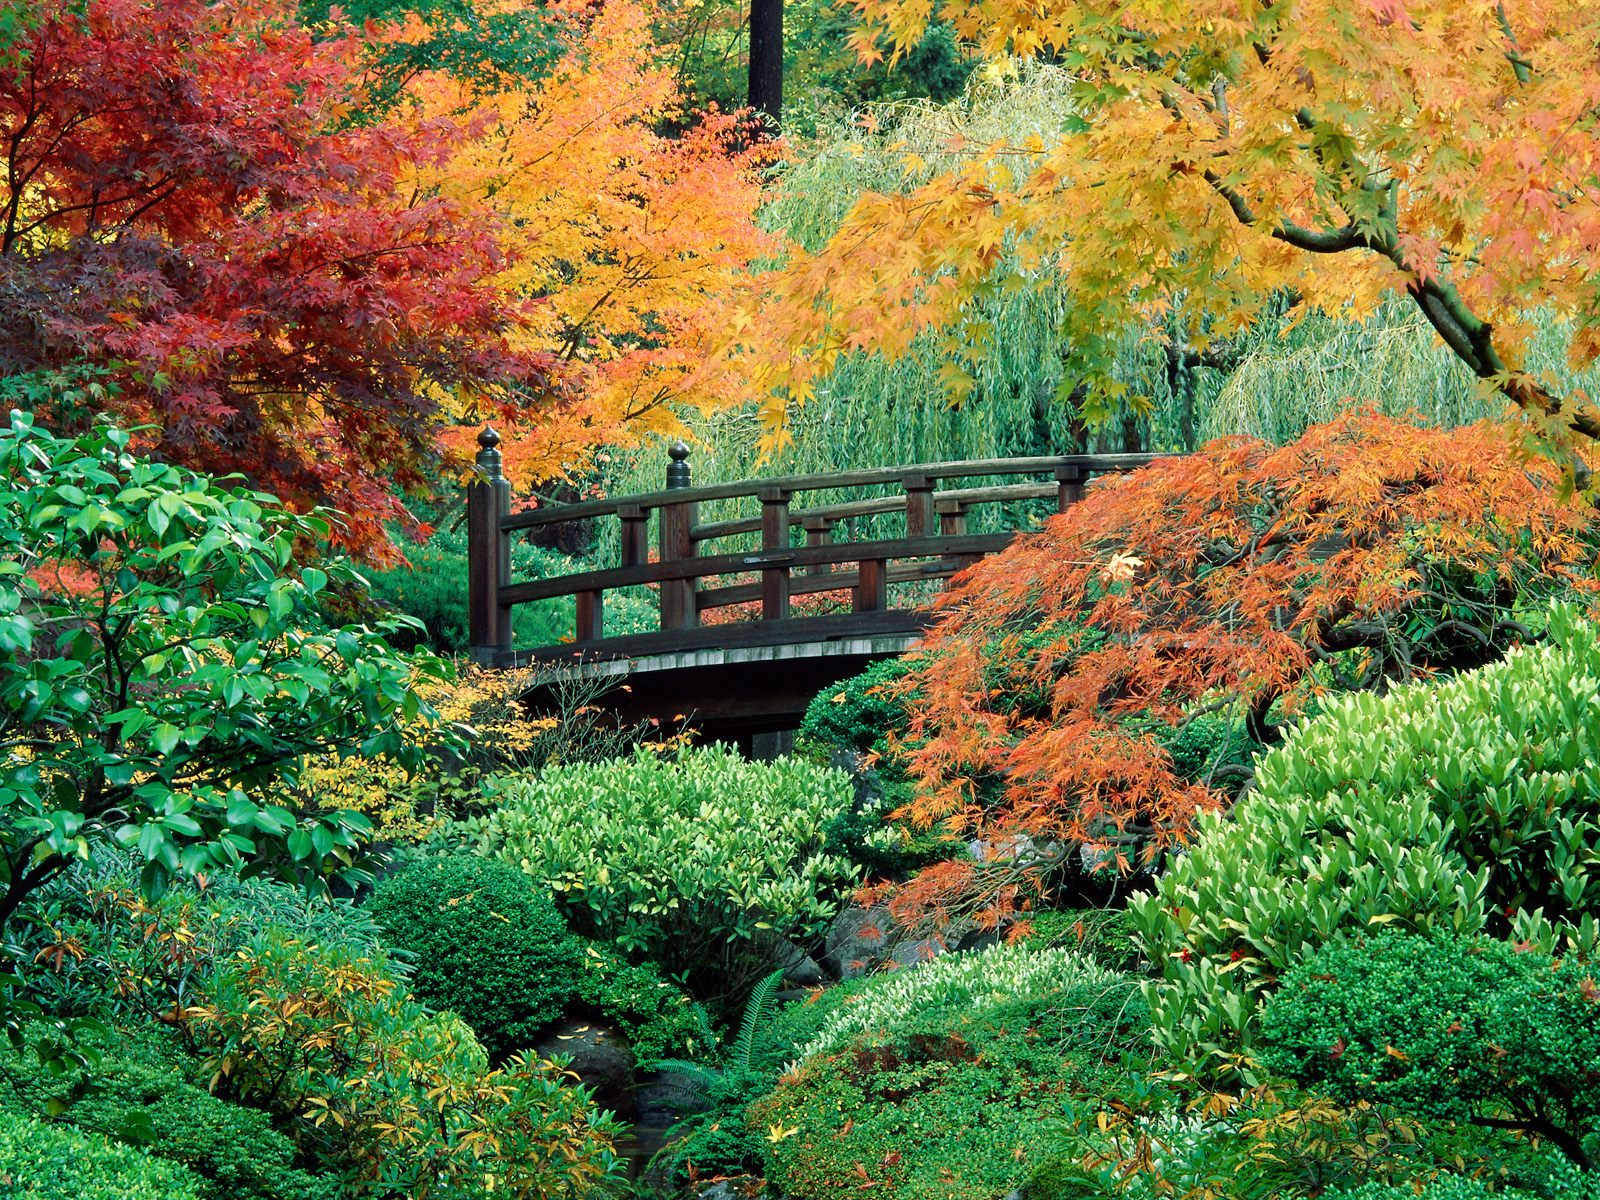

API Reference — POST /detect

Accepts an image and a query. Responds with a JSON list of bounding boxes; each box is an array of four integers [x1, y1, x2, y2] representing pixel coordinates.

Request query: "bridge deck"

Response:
[[465, 433, 1163, 735]]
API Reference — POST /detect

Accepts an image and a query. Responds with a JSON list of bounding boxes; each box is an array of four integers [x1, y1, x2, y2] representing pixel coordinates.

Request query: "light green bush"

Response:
[[464, 745, 857, 992], [1131, 602, 1600, 1081], [753, 945, 1148, 1200], [0, 1108, 206, 1200], [794, 942, 1125, 1063]]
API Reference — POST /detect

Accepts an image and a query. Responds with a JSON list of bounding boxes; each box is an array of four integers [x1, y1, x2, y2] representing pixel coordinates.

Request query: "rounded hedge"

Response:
[[1260, 932, 1600, 1169], [0, 1108, 206, 1200], [1132, 602, 1600, 1078], [367, 855, 580, 1058]]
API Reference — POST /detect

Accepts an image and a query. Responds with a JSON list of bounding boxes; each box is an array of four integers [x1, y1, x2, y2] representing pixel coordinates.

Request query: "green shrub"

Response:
[[1131, 602, 1600, 1079], [792, 942, 1127, 1063], [1336, 1182, 1542, 1200], [1259, 934, 1600, 1170], [0, 1108, 206, 1200], [1017, 907, 1144, 972], [573, 943, 713, 1064], [22, 862, 396, 1026], [801, 657, 919, 756], [752, 946, 1149, 1200], [367, 856, 580, 1058], [464, 745, 858, 994], [0, 1025, 331, 1200], [186, 928, 624, 1199]]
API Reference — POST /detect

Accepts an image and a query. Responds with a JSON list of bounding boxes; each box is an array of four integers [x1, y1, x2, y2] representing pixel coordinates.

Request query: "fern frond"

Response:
[[732, 969, 784, 1072]]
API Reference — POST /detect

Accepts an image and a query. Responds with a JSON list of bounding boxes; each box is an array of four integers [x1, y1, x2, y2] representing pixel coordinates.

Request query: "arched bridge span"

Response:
[[464, 431, 1161, 745]]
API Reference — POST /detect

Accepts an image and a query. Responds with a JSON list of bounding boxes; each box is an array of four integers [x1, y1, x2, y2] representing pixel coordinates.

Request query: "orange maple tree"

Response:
[[736, 0, 1600, 469], [876, 411, 1600, 930], [415, 0, 775, 490]]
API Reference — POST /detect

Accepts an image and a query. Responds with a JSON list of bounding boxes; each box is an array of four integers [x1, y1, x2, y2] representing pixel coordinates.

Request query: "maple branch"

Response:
[[1495, 3, 1534, 84]]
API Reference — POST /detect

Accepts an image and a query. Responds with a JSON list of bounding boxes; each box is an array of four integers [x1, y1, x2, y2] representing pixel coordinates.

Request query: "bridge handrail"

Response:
[[498, 451, 1161, 530], [465, 429, 1163, 666]]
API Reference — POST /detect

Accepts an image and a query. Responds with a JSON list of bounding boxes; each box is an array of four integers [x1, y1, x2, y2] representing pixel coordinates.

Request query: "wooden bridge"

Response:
[[466, 429, 1159, 750]]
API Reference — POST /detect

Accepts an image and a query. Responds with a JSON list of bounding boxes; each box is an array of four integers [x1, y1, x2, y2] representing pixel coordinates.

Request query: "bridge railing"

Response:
[[466, 428, 1160, 666]]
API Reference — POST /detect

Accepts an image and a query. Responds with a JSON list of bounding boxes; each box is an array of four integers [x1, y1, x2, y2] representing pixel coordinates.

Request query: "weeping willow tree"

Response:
[[608, 63, 1600, 505]]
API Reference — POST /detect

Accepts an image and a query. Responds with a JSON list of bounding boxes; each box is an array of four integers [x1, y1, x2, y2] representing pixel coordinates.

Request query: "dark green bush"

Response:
[[0, 1107, 207, 1200], [801, 656, 919, 756], [0, 1026, 331, 1200], [1259, 933, 1600, 1170], [367, 855, 580, 1058], [573, 943, 712, 1064]]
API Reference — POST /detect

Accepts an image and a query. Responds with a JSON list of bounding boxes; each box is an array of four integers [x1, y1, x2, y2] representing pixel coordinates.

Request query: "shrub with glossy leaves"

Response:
[[0, 412, 445, 932], [0, 1107, 206, 1200], [1131, 602, 1600, 1081], [1259, 934, 1600, 1170], [368, 855, 579, 1058], [466, 745, 857, 993]]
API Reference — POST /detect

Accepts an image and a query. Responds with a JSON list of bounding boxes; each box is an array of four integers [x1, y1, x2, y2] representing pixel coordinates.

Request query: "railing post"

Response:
[[759, 486, 791, 621], [854, 557, 887, 612], [903, 471, 935, 538], [659, 440, 699, 631], [467, 427, 513, 666], [801, 515, 833, 576], [1055, 463, 1087, 511]]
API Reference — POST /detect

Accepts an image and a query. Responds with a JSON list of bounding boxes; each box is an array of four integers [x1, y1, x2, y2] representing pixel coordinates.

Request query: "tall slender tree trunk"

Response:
[[747, 0, 783, 127]]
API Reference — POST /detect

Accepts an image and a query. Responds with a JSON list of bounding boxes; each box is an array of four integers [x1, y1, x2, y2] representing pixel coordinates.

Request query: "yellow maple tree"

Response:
[[406, 0, 775, 488], [735, 0, 1600, 472]]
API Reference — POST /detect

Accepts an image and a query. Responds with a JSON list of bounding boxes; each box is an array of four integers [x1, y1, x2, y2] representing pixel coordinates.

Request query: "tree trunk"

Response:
[[747, 0, 783, 127]]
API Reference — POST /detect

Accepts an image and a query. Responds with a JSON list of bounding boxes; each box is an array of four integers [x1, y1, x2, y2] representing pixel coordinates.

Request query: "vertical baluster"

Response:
[[855, 557, 887, 612], [1055, 463, 1086, 511], [936, 497, 978, 588], [759, 486, 791, 621], [802, 514, 833, 575], [903, 471, 935, 538], [467, 427, 513, 666]]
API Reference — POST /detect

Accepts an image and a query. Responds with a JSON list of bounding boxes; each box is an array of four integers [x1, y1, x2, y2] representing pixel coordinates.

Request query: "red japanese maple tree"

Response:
[[879, 411, 1600, 931], [0, 0, 553, 557]]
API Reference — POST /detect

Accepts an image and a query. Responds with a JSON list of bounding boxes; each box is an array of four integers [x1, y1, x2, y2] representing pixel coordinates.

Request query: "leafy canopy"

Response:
[[739, 0, 1600, 468], [0, 412, 444, 929], [882, 412, 1597, 931], [418, 0, 775, 488], [0, 0, 553, 558]]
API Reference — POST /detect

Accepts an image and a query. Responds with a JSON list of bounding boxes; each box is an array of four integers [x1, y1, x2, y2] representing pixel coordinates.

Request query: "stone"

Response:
[[770, 935, 826, 987], [535, 1019, 635, 1116], [823, 904, 894, 979]]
